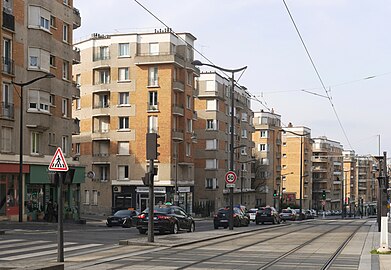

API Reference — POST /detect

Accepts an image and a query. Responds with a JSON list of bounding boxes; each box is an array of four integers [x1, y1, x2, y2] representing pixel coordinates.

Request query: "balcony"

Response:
[[73, 7, 81, 29], [92, 129, 110, 140], [172, 129, 184, 142], [0, 102, 14, 119], [2, 11, 14, 31], [312, 156, 328, 162], [147, 103, 159, 112], [2, 57, 14, 75], [192, 111, 198, 120], [313, 166, 327, 172], [92, 104, 110, 115], [73, 47, 81, 64], [71, 82, 80, 98], [173, 104, 184, 116], [72, 118, 80, 135], [134, 52, 185, 66], [173, 81, 184, 92]]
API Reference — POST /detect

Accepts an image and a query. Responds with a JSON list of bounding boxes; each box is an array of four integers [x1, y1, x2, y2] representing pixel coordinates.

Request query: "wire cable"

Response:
[[282, 0, 353, 150]]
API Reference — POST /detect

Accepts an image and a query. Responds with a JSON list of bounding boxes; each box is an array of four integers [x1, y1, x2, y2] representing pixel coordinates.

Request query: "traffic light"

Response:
[[142, 172, 150, 186], [146, 133, 160, 160], [273, 190, 277, 197], [322, 190, 326, 200]]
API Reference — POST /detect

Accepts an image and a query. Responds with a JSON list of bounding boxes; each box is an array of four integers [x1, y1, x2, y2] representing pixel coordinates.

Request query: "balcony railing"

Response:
[[147, 103, 159, 112], [0, 102, 14, 119], [2, 57, 14, 75]]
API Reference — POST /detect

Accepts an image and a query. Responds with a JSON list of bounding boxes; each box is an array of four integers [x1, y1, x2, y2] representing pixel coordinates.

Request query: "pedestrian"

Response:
[[46, 200, 54, 222]]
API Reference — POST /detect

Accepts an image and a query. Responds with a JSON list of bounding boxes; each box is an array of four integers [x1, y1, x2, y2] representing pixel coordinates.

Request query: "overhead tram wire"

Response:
[[133, 0, 248, 86], [282, 0, 353, 150]]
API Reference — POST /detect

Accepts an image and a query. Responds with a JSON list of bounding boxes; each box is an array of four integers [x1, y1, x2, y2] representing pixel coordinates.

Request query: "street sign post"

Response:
[[225, 171, 237, 185], [48, 147, 69, 172]]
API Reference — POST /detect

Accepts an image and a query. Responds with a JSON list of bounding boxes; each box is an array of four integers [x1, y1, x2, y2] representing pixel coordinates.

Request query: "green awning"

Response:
[[29, 165, 85, 184]]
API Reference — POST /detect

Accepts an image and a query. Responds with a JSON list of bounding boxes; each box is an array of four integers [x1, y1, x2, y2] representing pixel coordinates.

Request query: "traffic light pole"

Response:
[[148, 159, 154, 243]]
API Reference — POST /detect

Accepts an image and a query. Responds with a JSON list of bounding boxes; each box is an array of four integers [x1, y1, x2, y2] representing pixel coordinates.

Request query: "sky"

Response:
[[73, 0, 391, 157]]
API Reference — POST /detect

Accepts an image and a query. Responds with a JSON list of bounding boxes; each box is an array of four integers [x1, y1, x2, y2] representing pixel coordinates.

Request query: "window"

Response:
[[31, 132, 40, 154], [205, 178, 217, 189], [149, 43, 159, 55], [148, 67, 158, 86], [100, 165, 109, 181], [97, 69, 110, 84], [61, 136, 68, 155], [75, 143, 80, 155], [186, 142, 191, 157], [3, 38, 11, 74], [118, 141, 129, 155], [28, 6, 50, 31], [241, 147, 247, 156], [241, 129, 247, 138], [118, 67, 129, 81], [241, 112, 248, 122], [92, 190, 98, 205], [50, 15, 56, 27], [206, 81, 216, 92], [119, 117, 129, 130], [148, 116, 158, 133], [62, 23, 69, 42], [118, 92, 129, 106], [186, 95, 191, 109], [260, 130, 268, 138], [28, 90, 50, 112], [75, 98, 81, 110], [206, 119, 217, 130], [187, 72, 193, 86], [1, 127, 12, 152], [96, 46, 109, 60], [148, 91, 158, 110], [61, 98, 68, 117], [206, 139, 217, 150], [75, 74, 81, 86], [62, 61, 69, 80], [119, 43, 130, 57], [2, 83, 12, 117], [84, 190, 90, 204], [49, 55, 55, 67], [49, 132, 56, 145], [63, 0, 69, 5], [118, 165, 129, 180], [206, 100, 217, 111], [206, 159, 217, 169], [187, 119, 192, 133], [258, 144, 268, 152], [28, 47, 50, 71]]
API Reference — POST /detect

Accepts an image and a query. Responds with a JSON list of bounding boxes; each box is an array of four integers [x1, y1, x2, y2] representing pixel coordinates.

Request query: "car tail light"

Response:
[[138, 214, 146, 219], [233, 214, 237, 218], [157, 215, 170, 220], [213, 214, 217, 218]]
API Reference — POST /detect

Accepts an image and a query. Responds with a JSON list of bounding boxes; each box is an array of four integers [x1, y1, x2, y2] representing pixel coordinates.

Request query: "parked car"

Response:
[[280, 209, 298, 221], [136, 205, 195, 234], [214, 207, 250, 229], [248, 208, 258, 222], [106, 209, 139, 228], [255, 206, 281, 225], [294, 209, 307, 220], [305, 209, 314, 219]]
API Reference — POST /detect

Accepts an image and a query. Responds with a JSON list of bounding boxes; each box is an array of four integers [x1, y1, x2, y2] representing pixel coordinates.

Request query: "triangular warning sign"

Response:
[[48, 147, 69, 171]]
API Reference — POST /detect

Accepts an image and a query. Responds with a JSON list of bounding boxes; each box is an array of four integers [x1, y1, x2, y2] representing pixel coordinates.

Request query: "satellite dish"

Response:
[[87, 171, 95, 179]]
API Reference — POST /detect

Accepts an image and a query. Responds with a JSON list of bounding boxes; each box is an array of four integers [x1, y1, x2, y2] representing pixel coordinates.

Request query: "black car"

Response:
[[136, 205, 195, 234], [214, 207, 249, 229], [255, 206, 281, 225], [106, 209, 139, 228]]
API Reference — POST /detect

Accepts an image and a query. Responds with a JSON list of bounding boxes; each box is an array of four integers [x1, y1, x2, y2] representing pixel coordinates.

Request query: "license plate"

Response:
[[250, 214, 255, 219], [220, 220, 228, 223], [261, 214, 267, 216], [111, 220, 118, 223]]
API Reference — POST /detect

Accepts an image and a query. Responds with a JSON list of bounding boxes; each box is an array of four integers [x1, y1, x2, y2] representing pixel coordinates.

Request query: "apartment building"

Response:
[[193, 72, 254, 213], [73, 29, 199, 215], [252, 110, 281, 208], [0, 0, 83, 221], [281, 125, 312, 210], [312, 136, 343, 211], [343, 150, 357, 215], [356, 156, 378, 211]]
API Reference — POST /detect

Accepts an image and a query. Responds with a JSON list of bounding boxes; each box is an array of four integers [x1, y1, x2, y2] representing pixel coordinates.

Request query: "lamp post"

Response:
[[12, 73, 55, 222], [192, 60, 247, 230]]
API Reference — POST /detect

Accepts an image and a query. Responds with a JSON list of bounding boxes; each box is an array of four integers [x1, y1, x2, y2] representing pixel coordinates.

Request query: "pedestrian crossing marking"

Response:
[[48, 147, 68, 171], [0, 240, 50, 249]]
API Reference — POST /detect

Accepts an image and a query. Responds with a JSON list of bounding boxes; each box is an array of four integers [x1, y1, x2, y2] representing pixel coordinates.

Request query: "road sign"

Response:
[[322, 200, 326, 206], [225, 171, 237, 184], [48, 147, 69, 171], [226, 183, 236, 188]]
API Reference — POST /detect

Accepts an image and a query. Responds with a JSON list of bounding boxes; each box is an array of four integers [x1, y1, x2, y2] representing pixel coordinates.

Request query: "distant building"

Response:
[[73, 30, 198, 215], [343, 150, 357, 215], [0, 0, 83, 221], [194, 72, 254, 213], [252, 110, 282, 208], [281, 125, 312, 210]]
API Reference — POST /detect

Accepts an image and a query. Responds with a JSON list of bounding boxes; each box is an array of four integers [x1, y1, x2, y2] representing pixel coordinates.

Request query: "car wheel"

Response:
[[214, 225, 219, 229], [138, 229, 147, 234], [188, 222, 195, 233], [171, 223, 179, 234], [224, 226, 228, 229], [106, 224, 112, 227], [272, 218, 276, 225], [256, 220, 260, 225], [261, 222, 264, 225]]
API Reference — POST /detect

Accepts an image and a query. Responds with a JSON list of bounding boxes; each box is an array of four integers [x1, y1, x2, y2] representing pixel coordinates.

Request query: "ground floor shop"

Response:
[[0, 163, 85, 222], [111, 185, 194, 214]]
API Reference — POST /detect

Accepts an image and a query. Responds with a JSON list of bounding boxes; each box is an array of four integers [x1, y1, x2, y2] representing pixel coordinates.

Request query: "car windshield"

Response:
[[143, 206, 174, 214], [248, 209, 257, 213], [282, 209, 292, 213], [114, 210, 131, 216], [259, 208, 271, 214]]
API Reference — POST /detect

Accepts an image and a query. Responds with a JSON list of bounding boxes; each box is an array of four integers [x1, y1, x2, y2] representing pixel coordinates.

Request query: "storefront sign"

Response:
[[178, 187, 191, 193], [136, 187, 166, 193]]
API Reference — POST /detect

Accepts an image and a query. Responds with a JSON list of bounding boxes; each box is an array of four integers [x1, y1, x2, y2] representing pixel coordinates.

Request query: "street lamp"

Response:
[[192, 60, 247, 230], [12, 72, 55, 222]]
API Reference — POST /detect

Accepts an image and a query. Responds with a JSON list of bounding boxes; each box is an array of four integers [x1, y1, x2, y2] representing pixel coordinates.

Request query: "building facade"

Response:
[[193, 72, 254, 214], [312, 136, 343, 211], [281, 125, 312, 211], [356, 155, 378, 215], [0, 0, 84, 221], [73, 29, 199, 216], [252, 110, 281, 208]]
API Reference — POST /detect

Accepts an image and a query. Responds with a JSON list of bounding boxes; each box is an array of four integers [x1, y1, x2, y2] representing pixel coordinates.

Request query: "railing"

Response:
[[147, 103, 159, 111], [2, 57, 14, 75], [0, 102, 14, 119], [93, 54, 110, 61]]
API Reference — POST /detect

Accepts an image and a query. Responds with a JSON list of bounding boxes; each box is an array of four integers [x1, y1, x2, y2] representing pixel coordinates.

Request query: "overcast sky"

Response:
[[74, 0, 391, 157]]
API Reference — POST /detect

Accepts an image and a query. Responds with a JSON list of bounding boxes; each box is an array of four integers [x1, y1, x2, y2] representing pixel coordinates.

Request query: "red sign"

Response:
[[225, 171, 237, 184], [48, 147, 69, 171]]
